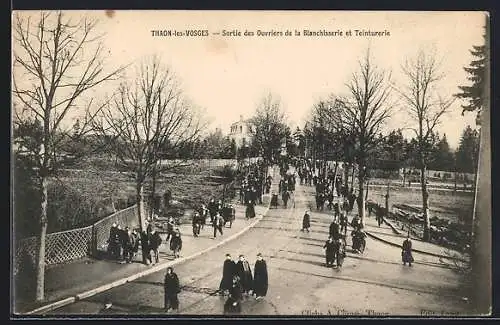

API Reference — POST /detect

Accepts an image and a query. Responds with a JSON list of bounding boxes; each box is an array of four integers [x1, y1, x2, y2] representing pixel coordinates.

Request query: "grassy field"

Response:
[[366, 185, 474, 223], [48, 166, 235, 232]]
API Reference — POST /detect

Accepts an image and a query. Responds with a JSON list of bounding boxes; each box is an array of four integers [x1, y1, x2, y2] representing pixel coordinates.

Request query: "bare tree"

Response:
[[95, 56, 203, 231], [398, 49, 454, 241], [308, 95, 352, 185], [342, 49, 393, 227], [12, 11, 125, 302], [248, 92, 288, 165]]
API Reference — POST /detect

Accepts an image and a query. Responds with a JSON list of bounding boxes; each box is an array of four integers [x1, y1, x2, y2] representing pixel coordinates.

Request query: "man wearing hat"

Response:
[[253, 253, 268, 300], [236, 255, 253, 296], [219, 254, 236, 296]]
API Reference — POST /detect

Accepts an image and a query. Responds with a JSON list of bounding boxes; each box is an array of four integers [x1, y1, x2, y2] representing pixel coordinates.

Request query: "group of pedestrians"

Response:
[[106, 219, 182, 265], [193, 199, 231, 239], [219, 253, 269, 314], [107, 223, 140, 262]]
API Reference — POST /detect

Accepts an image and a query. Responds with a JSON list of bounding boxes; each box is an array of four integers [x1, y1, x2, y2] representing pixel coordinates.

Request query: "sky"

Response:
[[12, 10, 486, 149]]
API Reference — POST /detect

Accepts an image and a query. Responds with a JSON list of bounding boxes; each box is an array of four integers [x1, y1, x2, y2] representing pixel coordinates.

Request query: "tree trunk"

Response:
[[402, 167, 406, 187], [358, 170, 366, 227], [35, 175, 49, 302], [150, 163, 157, 219], [385, 182, 390, 217], [454, 170, 458, 195], [365, 180, 369, 202], [344, 163, 349, 192], [136, 183, 146, 231], [222, 183, 227, 205], [420, 164, 431, 241], [350, 164, 355, 190], [332, 162, 338, 195]]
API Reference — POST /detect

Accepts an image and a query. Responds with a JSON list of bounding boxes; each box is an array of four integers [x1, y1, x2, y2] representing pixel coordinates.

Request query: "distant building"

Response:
[[229, 115, 252, 149]]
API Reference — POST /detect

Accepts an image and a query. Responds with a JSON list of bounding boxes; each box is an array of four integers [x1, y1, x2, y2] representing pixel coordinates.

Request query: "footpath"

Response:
[[363, 215, 468, 262], [16, 167, 279, 315]]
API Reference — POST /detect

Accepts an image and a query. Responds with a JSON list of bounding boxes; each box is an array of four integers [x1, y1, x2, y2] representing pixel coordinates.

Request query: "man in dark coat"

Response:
[[323, 237, 336, 267], [253, 253, 268, 299], [236, 255, 253, 295], [219, 254, 236, 295], [224, 276, 243, 314], [149, 229, 162, 264], [140, 230, 151, 265], [164, 267, 180, 311], [208, 198, 217, 224], [301, 211, 311, 232], [333, 203, 340, 220], [192, 212, 201, 237], [282, 190, 290, 208], [213, 213, 224, 238], [117, 225, 128, 261], [124, 228, 136, 263], [107, 223, 118, 259], [329, 220, 340, 240], [340, 212, 348, 235], [351, 215, 361, 230]]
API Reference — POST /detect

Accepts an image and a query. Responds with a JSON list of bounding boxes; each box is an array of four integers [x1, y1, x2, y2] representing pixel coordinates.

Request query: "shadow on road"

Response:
[[274, 266, 464, 299], [252, 225, 299, 233], [278, 248, 455, 270]]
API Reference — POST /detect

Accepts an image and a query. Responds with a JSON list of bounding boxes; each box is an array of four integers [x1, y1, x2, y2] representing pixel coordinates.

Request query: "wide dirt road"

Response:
[[48, 181, 471, 316]]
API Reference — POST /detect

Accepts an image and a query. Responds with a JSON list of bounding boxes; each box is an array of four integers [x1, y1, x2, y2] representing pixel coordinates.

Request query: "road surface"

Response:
[[47, 182, 472, 316]]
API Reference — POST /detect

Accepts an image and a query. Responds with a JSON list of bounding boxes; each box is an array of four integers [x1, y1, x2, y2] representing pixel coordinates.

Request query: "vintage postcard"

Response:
[[11, 10, 491, 317]]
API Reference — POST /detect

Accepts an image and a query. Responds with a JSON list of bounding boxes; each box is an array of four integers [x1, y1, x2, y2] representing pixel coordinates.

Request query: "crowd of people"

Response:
[[106, 220, 180, 265], [219, 253, 269, 314], [105, 161, 270, 266], [105, 158, 416, 315], [294, 157, 414, 268], [239, 162, 271, 219]]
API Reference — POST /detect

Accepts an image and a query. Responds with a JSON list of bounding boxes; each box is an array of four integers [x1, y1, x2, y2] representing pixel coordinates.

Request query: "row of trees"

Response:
[[299, 46, 483, 244], [297, 125, 479, 175], [12, 12, 210, 302]]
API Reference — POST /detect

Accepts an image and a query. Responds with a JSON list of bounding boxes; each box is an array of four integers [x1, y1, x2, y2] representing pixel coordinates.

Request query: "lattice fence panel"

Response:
[[93, 205, 140, 252], [13, 204, 142, 276], [45, 226, 93, 264]]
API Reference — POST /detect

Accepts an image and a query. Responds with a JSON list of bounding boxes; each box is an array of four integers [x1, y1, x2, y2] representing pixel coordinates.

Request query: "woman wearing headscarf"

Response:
[[164, 267, 180, 312]]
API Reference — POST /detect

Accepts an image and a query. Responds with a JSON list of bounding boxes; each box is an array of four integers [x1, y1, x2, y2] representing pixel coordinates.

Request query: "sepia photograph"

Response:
[[11, 10, 491, 317]]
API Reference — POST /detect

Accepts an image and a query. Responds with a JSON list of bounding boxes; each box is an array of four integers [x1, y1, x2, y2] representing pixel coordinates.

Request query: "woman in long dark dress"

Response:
[[164, 267, 180, 312], [301, 211, 311, 232], [253, 253, 268, 299], [402, 234, 414, 266], [170, 229, 182, 258]]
